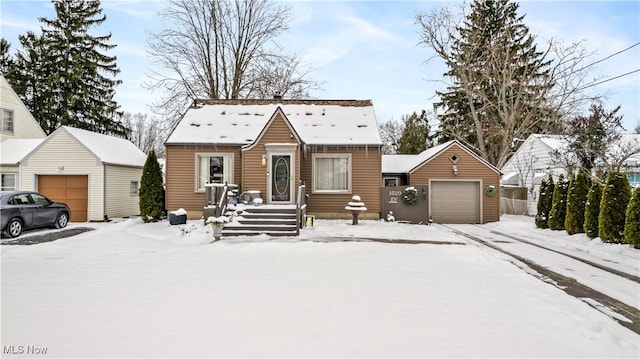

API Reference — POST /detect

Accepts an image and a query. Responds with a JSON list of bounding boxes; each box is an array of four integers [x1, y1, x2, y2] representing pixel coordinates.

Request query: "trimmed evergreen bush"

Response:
[[598, 172, 631, 243], [623, 186, 640, 248], [535, 175, 554, 229], [139, 150, 165, 222], [583, 181, 603, 238], [548, 174, 569, 230], [564, 171, 590, 235]]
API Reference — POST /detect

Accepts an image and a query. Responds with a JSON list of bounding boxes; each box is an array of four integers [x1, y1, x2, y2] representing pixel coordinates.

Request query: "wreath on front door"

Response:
[[401, 187, 419, 206]]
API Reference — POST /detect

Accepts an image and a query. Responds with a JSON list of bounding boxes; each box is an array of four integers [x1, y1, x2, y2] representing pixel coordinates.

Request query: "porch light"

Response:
[[452, 165, 458, 176], [261, 155, 266, 167]]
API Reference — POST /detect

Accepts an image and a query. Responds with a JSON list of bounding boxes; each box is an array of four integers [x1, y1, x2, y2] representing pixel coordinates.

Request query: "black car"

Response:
[[0, 191, 71, 238]]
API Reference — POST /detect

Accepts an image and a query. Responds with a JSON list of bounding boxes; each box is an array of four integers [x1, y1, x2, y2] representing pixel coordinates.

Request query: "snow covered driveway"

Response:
[[2, 217, 639, 357]]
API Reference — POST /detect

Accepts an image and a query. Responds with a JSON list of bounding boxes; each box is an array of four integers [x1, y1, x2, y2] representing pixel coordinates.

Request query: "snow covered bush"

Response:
[[535, 175, 554, 229], [564, 172, 590, 235], [583, 181, 603, 238], [598, 171, 631, 243], [139, 150, 165, 222], [623, 186, 640, 248], [548, 174, 568, 231]]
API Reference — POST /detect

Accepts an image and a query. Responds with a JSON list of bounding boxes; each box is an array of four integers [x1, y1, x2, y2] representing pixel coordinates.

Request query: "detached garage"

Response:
[[382, 140, 501, 224], [19, 126, 147, 222]]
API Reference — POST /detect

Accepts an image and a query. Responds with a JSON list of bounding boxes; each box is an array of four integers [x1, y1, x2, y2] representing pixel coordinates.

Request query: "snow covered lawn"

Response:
[[2, 216, 638, 357]]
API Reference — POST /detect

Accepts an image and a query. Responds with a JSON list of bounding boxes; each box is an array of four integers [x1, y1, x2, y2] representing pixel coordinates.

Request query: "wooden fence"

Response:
[[380, 185, 429, 224], [500, 186, 529, 215]]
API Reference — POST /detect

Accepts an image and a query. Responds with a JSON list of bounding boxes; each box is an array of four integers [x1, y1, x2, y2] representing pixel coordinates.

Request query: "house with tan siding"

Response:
[[382, 140, 501, 224], [165, 98, 382, 220]]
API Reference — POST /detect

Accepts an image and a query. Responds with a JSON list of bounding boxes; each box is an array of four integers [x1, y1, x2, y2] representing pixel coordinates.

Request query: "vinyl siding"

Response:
[[165, 144, 242, 217], [105, 164, 143, 218], [501, 136, 558, 187], [0, 77, 47, 141], [20, 129, 104, 221], [242, 111, 300, 203], [410, 143, 500, 223], [301, 146, 381, 219]]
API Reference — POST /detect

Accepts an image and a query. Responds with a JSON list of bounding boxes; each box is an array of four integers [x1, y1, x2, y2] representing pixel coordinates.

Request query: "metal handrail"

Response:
[[296, 182, 307, 235]]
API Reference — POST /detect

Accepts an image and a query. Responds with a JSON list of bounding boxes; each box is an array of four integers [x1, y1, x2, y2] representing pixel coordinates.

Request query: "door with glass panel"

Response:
[[271, 154, 292, 202]]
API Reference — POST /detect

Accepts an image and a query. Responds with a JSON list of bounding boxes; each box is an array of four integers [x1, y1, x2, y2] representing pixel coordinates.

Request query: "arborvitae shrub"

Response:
[[535, 175, 554, 229], [598, 172, 631, 243], [548, 174, 569, 230], [583, 181, 603, 238], [623, 186, 640, 248], [565, 171, 590, 235], [139, 150, 165, 222]]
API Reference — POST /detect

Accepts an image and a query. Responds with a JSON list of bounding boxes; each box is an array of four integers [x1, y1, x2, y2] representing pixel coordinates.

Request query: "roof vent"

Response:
[[190, 123, 200, 127], [273, 92, 282, 100], [357, 124, 368, 128]]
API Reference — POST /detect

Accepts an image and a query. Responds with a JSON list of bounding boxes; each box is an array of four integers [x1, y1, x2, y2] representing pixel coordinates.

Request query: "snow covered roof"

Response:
[[0, 138, 44, 165], [382, 140, 501, 175], [531, 134, 566, 151], [166, 99, 382, 146]]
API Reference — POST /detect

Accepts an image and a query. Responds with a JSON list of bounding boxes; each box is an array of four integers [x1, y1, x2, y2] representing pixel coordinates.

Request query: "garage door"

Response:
[[38, 175, 88, 222], [431, 181, 480, 223]]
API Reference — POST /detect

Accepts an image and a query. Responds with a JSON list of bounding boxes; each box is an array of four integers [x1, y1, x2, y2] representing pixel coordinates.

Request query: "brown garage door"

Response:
[[431, 181, 480, 223], [38, 175, 88, 222]]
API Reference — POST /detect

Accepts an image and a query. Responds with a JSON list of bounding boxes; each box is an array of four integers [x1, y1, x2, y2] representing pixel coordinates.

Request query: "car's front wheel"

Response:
[[55, 212, 69, 229], [7, 218, 23, 238]]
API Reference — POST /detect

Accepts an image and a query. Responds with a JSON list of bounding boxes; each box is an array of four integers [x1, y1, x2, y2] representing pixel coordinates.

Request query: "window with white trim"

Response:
[[130, 181, 139, 196], [1, 108, 14, 134], [195, 153, 234, 191], [313, 154, 351, 193], [1, 173, 17, 191]]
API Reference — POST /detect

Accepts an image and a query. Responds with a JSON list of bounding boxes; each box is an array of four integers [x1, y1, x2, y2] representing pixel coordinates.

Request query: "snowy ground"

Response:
[[1, 215, 639, 358]]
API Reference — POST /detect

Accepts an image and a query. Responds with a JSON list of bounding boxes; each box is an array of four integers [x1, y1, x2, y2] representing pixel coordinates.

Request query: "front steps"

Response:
[[223, 205, 300, 237]]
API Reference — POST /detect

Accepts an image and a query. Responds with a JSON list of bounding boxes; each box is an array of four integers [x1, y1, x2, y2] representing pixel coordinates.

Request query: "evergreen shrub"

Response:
[[535, 175, 554, 229], [139, 150, 165, 222], [583, 181, 603, 238], [623, 186, 640, 248], [565, 171, 590, 234], [548, 174, 569, 230], [598, 172, 631, 243]]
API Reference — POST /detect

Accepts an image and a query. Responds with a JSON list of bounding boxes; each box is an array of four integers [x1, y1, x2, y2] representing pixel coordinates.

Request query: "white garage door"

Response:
[[431, 181, 480, 223]]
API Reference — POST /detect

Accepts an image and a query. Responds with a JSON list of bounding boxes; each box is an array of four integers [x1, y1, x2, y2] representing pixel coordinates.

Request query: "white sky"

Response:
[[1, 0, 639, 131]]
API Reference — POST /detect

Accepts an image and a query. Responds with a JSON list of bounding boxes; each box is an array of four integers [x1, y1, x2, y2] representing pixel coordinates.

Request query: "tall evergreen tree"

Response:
[[6, 0, 127, 136], [432, 0, 554, 167], [583, 181, 603, 238], [396, 110, 432, 154], [599, 172, 631, 243], [0, 38, 14, 75], [548, 173, 568, 230], [139, 150, 165, 222], [564, 171, 590, 234], [624, 186, 640, 248], [535, 174, 554, 229]]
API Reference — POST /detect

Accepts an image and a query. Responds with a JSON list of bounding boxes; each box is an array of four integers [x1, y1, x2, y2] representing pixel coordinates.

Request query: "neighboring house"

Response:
[[0, 139, 44, 191], [0, 75, 47, 142], [165, 98, 382, 220], [501, 133, 640, 215], [19, 126, 147, 222], [382, 140, 501, 224]]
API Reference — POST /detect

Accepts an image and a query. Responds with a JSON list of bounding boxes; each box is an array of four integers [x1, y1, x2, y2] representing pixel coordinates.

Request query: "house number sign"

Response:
[[388, 190, 402, 204]]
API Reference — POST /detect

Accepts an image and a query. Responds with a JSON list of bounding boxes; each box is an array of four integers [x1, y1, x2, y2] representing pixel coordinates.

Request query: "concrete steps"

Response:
[[222, 205, 299, 237]]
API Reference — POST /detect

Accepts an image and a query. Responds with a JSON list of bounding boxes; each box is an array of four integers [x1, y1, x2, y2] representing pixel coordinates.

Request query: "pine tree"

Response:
[[139, 150, 165, 222], [396, 110, 432, 154], [35, 0, 127, 136], [564, 171, 590, 234], [583, 181, 603, 238], [548, 174, 568, 230], [434, 0, 553, 167], [598, 172, 631, 243], [535, 174, 554, 229], [624, 186, 640, 248]]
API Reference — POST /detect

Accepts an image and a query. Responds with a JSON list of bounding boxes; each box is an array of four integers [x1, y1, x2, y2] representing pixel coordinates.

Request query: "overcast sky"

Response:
[[2, 0, 639, 132]]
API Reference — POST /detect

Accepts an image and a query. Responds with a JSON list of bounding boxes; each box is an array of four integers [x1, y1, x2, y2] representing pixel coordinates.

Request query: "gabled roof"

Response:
[[382, 140, 501, 175], [22, 126, 147, 167], [530, 134, 566, 151], [166, 99, 382, 146], [0, 138, 44, 165]]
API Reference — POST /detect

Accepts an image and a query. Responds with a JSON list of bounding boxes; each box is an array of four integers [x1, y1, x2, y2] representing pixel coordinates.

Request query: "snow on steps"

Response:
[[223, 205, 299, 237]]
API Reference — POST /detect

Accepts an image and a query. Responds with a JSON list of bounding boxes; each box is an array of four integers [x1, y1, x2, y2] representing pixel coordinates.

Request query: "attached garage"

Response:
[[430, 181, 481, 223], [38, 175, 88, 222], [382, 140, 501, 224]]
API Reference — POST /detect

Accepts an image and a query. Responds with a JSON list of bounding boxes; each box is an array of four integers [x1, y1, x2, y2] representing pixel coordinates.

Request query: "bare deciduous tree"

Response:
[[379, 119, 405, 155], [122, 112, 167, 157], [146, 0, 319, 124]]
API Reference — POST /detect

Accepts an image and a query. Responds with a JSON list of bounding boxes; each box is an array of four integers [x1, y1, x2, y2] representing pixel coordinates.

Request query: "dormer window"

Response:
[[1, 108, 14, 134]]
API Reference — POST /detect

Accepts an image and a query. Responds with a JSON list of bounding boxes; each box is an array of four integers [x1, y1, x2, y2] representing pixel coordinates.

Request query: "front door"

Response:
[[271, 154, 292, 203]]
